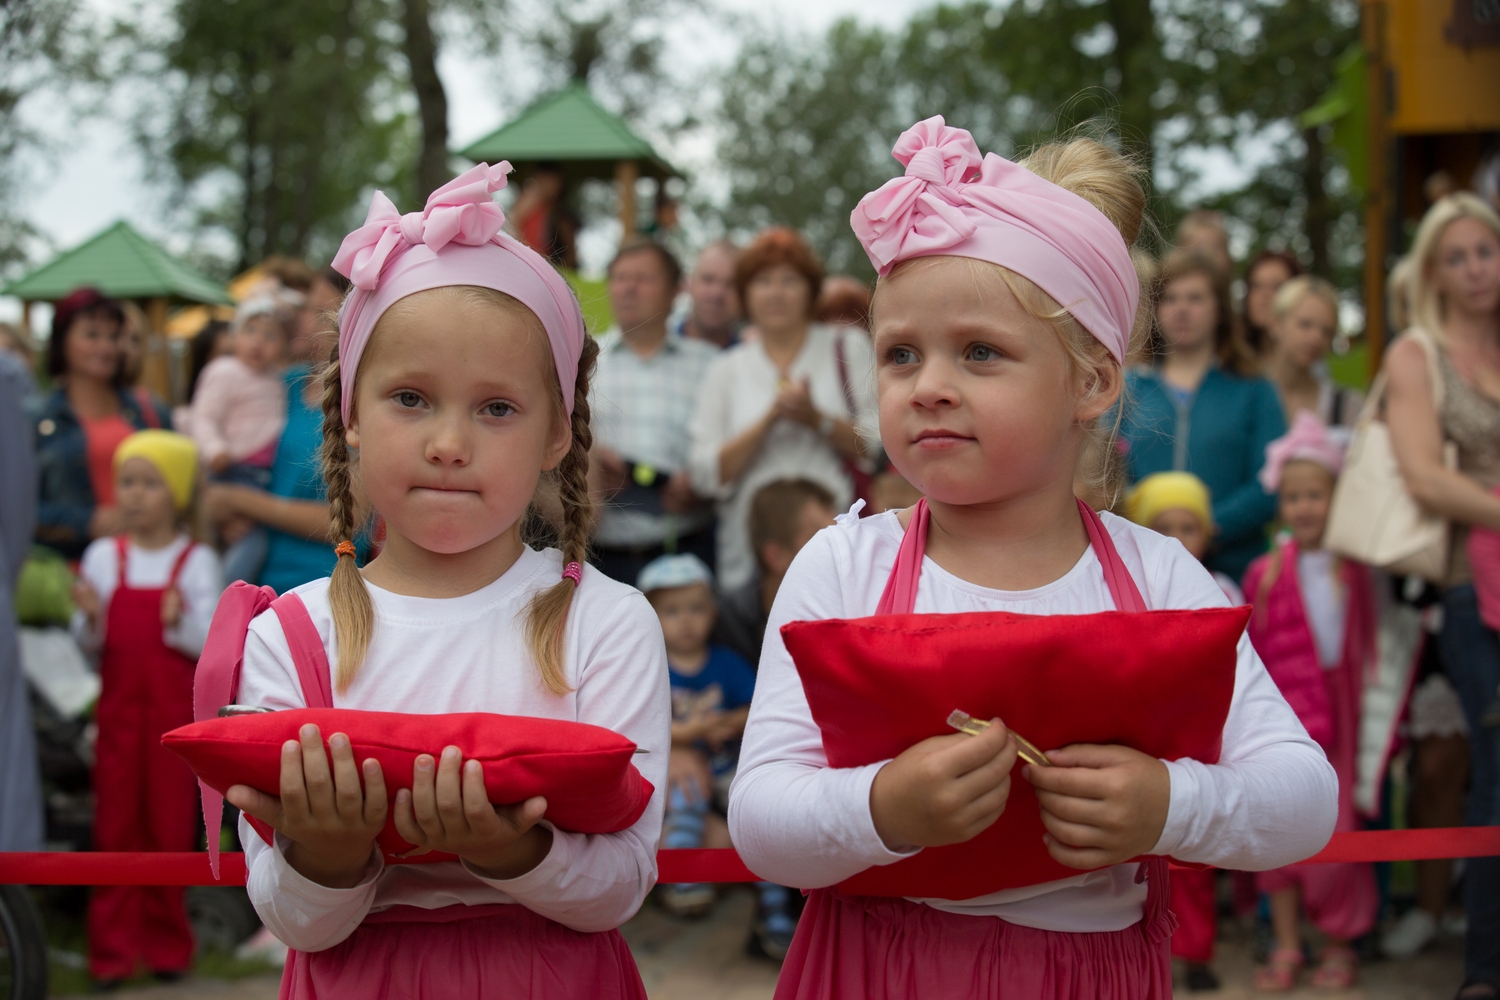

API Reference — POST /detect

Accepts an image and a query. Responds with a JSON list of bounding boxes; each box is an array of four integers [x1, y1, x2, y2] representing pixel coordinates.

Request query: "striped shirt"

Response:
[[590, 328, 721, 547]]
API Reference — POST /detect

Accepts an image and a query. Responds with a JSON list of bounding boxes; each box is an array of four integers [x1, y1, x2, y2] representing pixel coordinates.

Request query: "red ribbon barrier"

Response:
[[1, 828, 1496, 887]]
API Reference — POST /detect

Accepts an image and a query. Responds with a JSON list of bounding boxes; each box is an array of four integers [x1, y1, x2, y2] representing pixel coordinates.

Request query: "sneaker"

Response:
[[1383, 908, 1438, 960], [1185, 962, 1221, 991], [658, 882, 716, 918], [748, 884, 797, 961]]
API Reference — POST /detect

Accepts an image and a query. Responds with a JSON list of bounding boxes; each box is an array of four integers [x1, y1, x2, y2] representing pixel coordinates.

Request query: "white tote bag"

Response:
[[1325, 329, 1455, 582]]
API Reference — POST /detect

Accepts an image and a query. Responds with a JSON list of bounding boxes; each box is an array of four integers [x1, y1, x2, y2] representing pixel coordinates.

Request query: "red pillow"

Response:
[[782, 605, 1248, 899], [163, 709, 653, 864]]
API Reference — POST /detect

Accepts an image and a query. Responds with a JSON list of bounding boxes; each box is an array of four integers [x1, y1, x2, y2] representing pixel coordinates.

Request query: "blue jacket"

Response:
[[30, 386, 169, 561], [1121, 367, 1286, 581]]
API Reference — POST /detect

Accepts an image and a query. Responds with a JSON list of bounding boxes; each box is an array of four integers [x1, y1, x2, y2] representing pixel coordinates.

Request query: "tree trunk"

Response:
[[238, 91, 260, 273], [403, 0, 450, 204], [1106, 0, 1159, 177], [1302, 124, 1331, 278]]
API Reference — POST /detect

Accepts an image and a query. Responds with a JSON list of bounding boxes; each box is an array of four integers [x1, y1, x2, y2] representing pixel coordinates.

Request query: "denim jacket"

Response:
[[30, 386, 169, 560]]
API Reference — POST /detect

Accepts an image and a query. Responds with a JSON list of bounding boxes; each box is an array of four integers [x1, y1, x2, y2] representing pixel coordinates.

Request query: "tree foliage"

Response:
[[133, 0, 414, 274]]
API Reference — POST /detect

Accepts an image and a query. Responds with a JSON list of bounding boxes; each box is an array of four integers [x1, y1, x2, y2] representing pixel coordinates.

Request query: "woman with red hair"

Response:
[[689, 227, 878, 592]]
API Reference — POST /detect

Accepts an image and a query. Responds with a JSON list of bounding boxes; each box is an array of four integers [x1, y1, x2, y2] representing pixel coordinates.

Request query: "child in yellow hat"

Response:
[[1126, 471, 1244, 605], [69, 430, 225, 986]]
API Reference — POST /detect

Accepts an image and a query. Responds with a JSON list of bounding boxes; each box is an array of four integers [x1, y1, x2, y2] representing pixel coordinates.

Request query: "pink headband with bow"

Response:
[[330, 163, 586, 424], [1259, 411, 1347, 492], [851, 116, 1138, 364]]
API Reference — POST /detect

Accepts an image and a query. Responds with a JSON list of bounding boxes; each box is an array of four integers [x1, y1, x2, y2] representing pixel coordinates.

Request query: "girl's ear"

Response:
[[540, 409, 572, 473], [344, 413, 360, 451], [1075, 363, 1123, 425]]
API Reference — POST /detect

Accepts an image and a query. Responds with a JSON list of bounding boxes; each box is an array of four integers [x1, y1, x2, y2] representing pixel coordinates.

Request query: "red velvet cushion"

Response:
[[163, 709, 653, 864], [782, 605, 1248, 899]]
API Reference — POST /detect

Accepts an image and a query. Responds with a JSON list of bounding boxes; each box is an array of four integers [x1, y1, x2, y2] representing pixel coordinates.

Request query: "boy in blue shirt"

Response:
[[638, 555, 796, 956]]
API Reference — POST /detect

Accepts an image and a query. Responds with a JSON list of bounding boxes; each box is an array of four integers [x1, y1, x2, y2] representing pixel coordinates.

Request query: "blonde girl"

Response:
[[1385, 192, 1500, 1000], [224, 166, 669, 1000], [1263, 275, 1362, 427], [728, 118, 1336, 1000]]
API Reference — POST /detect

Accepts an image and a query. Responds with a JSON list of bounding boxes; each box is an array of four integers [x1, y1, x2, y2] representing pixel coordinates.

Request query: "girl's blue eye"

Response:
[[395, 391, 422, 408], [484, 401, 514, 418], [889, 347, 917, 366], [969, 344, 1000, 362]]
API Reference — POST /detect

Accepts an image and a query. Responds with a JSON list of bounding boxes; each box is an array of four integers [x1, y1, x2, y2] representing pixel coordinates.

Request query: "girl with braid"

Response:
[[224, 166, 670, 999]]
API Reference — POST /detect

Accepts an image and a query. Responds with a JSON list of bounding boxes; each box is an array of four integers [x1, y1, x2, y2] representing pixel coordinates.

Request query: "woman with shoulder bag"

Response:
[[1384, 193, 1500, 1000]]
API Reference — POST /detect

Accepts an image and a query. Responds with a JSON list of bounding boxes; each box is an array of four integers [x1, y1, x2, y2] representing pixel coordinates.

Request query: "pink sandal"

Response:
[[1253, 948, 1305, 992], [1310, 945, 1358, 990]]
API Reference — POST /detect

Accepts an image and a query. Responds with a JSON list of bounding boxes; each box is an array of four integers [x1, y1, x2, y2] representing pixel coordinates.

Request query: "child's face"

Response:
[[116, 457, 177, 534], [872, 260, 1116, 507], [760, 500, 836, 579], [1269, 295, 1336, 369], [235, 315, 288, 373], [650, 582, 716, 658], [346, 290, 572, 558], [1156, 272, 1217, 353], [1149, 507, 1210, 562], [1279, 460, 1336, 550]]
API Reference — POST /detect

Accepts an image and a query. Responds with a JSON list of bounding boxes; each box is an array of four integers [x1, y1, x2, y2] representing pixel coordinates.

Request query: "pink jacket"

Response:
[[1243, 541, 1374, 751]]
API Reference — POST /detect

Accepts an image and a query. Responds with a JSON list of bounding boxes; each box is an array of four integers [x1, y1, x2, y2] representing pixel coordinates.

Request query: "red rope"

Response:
[[0, 828, 1496, 887]]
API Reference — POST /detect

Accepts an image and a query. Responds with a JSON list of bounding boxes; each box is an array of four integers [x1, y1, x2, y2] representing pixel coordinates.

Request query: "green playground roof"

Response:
[[3, 220, 231, 304], [458, 83, 678, 182]]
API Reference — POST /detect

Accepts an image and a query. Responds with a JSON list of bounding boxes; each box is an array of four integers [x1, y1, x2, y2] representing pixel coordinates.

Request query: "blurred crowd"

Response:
[[1, 173, 1498, 992]]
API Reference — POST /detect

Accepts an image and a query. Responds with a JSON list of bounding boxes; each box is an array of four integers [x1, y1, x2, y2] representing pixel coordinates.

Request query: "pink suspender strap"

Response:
[[1075, 497, 1147, 613], [874, 498, 931, 616], [114, 535, 129, 588], [874, 497, 1148, 616], [269, 593, 335, 710], [195, 580, 279, 878]]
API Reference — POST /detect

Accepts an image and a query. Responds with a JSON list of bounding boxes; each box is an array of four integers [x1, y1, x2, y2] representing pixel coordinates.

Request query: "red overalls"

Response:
[[89, 536, 200, 980]]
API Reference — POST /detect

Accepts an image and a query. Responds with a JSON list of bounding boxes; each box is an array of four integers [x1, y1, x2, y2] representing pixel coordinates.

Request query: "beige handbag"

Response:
[[1325, 329, 1456, 582]]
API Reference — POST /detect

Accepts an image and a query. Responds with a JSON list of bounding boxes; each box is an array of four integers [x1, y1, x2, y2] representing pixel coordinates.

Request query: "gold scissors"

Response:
[[946, 710, 1052, 768]]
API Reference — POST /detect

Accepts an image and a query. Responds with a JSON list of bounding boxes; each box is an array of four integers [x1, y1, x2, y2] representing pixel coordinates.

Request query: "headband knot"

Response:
[[851, 115, 1139, 365]]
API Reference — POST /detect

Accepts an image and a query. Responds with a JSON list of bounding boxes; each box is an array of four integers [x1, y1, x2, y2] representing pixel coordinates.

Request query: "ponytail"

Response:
[[319, 351, 376, 693], [524, 334, 599, 696]]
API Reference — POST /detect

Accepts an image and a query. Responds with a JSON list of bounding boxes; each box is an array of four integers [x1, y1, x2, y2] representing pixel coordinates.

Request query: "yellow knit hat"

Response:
[[1125, 471, 1212, 532], [114, 430, 199, 510]]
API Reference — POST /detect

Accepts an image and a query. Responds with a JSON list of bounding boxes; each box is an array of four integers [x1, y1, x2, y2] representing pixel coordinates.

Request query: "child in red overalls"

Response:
[[72, 430, 224, 986]]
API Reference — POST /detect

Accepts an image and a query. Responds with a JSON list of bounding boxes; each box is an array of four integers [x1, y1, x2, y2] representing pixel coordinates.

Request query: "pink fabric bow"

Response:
[[850, 116, 1138, 365], [1259, 411, 1347, 493], [330, 163, 587, 424], [333, 163, 512, 292]]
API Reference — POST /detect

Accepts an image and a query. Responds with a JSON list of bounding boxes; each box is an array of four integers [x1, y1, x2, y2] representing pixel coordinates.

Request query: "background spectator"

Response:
[[590, 239, 720, 584], [1120, 250, 1285, 580], [712, 478, 834, 666], [33, 288, 169, 561], [1175, 208, 1234, 279], [0, 349, 43, 852], [689, 227, 877, 590], [0, 320, 35, 368], [116, 301, 168, 421], [509, 164, 579, 270], [1242, 248, 1303, 356], [202, 277, 359, 593], [815, 275, 872, 331], [675, 241, 743, 348], [1263, 275, 1362, 426], [1385, 193, 1500, 997]]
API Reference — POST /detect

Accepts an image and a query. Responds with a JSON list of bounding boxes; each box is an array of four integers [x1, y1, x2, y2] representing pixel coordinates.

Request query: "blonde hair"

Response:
[[875, 136, 1150, 505], [1271, 275, 1340, 326], [1408, 192, 1500, 340], [319, 286, 598, 696]]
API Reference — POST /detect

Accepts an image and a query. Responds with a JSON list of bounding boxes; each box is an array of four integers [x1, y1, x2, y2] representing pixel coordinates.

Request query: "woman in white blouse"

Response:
[[689, 228, 878, 590]]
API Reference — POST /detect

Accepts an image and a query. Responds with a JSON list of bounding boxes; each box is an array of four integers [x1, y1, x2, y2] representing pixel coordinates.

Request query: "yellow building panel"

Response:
[[1386, 0, 1500, 134]]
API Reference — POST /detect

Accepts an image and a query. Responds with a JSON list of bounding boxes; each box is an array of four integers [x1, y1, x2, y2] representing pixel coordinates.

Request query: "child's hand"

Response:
[[209, 453, 233, 474], [869, 718, 1018, 851], [393, 747, 553, 881], [1027, 744, 1170, 870], [667, 746, 713, 803], [72, 580, 100, 624], [226, 725, 388, 889], [160, 586, 182, 627], [703, 707, 749, 750]]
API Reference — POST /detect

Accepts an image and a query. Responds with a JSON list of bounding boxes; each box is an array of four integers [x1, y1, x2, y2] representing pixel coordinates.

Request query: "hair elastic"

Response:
[[334, 540, 357, 558], [562, 561, 583, 586]]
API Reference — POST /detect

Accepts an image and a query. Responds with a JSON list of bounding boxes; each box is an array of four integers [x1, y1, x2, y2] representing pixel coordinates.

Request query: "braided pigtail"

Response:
[[524, 334, 599, 696], [319, 350, 376, 693]]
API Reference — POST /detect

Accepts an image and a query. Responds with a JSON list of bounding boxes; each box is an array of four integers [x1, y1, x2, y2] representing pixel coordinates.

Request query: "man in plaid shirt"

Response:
[[590, 239, 721, 584]]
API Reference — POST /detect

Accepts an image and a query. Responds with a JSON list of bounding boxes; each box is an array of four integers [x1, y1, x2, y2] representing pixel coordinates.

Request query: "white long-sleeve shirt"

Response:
[[236, 546, 671, 952], [71, 535, 223, 659], [728, 508, 1338, 933]]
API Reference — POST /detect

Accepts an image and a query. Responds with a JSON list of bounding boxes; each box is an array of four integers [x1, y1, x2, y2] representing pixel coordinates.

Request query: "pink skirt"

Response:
[[278, 903, 647, 1000], [775, 861, 1175, 1000]]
